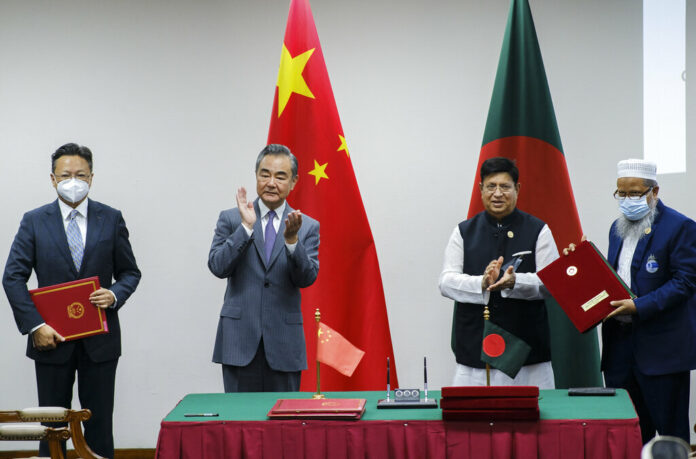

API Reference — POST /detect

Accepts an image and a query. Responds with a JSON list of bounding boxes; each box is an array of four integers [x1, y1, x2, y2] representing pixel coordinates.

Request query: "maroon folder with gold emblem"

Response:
[[29, 277, 108, 341], [538, 240, 636, 333], [267, 398, 366, 420]]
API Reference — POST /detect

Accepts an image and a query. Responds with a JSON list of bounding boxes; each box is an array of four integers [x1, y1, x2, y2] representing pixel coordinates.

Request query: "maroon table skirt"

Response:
[[156, 418, 642, 459]]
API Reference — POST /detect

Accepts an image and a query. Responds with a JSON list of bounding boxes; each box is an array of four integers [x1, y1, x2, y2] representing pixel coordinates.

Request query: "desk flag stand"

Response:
[[266, 308, 367, 420], [484, 306, 491, 386], [313, 308, 325, 399], [438, 305, 540, 421]]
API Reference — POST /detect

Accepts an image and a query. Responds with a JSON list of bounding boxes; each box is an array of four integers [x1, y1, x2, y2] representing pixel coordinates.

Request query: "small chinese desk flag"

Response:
[[317, 322, 365, 377], [480, 320, 532, 379]]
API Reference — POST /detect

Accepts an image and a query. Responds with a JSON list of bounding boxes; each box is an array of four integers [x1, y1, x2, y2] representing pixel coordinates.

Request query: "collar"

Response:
[[483, 208, 519, 227], [257, 199, 286, 220], [58, 198, 89, 221]]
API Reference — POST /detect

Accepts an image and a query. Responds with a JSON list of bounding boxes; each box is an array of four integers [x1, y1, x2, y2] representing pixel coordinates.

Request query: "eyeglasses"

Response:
[[482, 183, 515, 194], [53, 173, 91, 182], [613, 187, 652, 201]]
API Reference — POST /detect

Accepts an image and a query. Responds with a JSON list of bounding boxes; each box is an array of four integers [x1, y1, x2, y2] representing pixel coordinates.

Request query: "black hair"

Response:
[[51, 143, 93, 173], [480, 157, 519, 183]]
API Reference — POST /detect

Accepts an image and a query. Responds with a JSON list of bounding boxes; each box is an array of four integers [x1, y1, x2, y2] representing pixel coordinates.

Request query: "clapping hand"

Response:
[[236, 187, 256, 230], [284, 210, 302, 244]]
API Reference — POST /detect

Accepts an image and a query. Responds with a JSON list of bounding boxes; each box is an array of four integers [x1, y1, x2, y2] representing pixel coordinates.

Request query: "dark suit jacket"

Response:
[[602, 200, 696, 375], [3, 199, 141, 364], [208, 200, 319, 372]]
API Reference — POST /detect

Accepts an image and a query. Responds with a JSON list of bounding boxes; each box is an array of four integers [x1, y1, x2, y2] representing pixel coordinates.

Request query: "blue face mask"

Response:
[[619, 196, 651, 221]]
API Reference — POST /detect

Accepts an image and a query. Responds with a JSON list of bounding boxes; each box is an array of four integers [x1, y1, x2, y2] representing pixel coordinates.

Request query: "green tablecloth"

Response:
[[163, 389, 636, 422]]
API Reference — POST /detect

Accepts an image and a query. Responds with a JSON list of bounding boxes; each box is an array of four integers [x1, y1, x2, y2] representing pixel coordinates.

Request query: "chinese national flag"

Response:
[[317, 322, 365, 377], [267, 0, 398, 390], [465, 0, 601, 387]]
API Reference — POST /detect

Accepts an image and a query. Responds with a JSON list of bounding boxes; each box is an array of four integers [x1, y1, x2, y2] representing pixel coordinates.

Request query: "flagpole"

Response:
[[484, 306, 491, 387], [313, 308, 325, 399]]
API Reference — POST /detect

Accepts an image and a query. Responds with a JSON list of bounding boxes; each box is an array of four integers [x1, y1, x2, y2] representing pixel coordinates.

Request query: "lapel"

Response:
[[630, 201, 662, 281], [608, 224, 622, 269], [43, 200, 76, 275], [81, 199, 104, 276]]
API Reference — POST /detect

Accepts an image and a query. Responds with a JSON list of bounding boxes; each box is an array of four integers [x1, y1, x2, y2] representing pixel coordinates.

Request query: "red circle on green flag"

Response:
[[483, 333, 506, 357]]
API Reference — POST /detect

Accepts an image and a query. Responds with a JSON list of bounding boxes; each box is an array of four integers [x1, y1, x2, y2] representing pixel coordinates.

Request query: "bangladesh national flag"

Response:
[[466, 0, 602, 387], [481, 320, 532, 379]]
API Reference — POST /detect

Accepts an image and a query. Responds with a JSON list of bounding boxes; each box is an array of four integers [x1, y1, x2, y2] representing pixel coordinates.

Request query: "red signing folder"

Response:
[[267, 398, 366, 420], [538, 240, 635, 333], [441, 386, 539, 398], [29, 277, 108, 341]]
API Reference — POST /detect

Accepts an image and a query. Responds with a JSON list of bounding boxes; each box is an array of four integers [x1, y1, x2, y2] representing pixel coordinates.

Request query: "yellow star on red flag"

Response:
[[308, 160, 329, 185], [337, 134, 350, 157], [276, 44, 315, 117]]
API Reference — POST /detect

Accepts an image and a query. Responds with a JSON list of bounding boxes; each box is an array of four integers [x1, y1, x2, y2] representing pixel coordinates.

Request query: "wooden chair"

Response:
[[0, 407, 104, 459], [0, 423, 71, 459]]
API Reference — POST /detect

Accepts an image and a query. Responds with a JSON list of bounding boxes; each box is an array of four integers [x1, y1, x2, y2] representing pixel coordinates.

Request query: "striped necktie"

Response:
[[66, 209, 84, 271]]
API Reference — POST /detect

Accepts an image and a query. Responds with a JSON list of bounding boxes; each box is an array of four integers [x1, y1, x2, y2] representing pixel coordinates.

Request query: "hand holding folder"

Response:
[[29, 277, 109, 344], [538, 240, 635, 332]]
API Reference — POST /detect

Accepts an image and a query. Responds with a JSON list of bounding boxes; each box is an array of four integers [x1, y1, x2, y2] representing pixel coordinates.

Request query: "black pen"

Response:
[[424, 356, 428, 402], [386, 357, 391, 402], [184, 413, 219, 417]]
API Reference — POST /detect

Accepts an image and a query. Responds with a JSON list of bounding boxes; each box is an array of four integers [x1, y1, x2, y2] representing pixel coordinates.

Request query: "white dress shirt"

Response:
[[58, 198, 88, 242], [614, 231, 640, 323], [438, 222, 559, 388]]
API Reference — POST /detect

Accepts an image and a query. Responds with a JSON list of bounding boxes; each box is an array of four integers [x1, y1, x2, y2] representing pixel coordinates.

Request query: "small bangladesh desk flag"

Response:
[[480, 320, 532, 379], [317, 322, 365, 377]]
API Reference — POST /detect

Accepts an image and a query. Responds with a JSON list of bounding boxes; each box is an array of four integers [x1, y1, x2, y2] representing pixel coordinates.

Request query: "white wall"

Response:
[[0, 0, 694, 449]]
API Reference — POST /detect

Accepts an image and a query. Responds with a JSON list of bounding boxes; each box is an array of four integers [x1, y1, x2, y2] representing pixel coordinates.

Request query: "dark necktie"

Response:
[[264, 210, 277, 262]]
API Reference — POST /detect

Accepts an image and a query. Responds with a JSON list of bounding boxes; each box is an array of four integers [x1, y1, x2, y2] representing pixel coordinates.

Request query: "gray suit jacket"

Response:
[[208, 200, 319, 371]]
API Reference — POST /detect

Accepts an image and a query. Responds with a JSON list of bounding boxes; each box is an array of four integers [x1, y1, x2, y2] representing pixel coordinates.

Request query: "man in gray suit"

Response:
[[209, 144, 320, 392]]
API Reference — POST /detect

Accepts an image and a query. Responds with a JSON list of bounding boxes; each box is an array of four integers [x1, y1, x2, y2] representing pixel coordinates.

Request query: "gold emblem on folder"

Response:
[[67, 302, 85, 319]]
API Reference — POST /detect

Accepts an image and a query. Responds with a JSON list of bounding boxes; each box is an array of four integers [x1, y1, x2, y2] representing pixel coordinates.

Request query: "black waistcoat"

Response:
[[453, 209, 551, 368]]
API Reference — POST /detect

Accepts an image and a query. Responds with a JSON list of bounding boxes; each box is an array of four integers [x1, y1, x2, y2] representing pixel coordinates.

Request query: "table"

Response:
[[155, 390, 642, 458]]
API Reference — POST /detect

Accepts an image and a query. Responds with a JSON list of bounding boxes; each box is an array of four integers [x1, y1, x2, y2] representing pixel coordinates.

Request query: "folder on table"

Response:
[[29, 276, 108, 341], [267, 398, 366, 420], [440, 386, 540, 421], [538, 240, 635, 333]]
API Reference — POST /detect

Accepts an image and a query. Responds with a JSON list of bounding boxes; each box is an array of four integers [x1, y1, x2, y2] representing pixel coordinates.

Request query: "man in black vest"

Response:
[[439, 157, 559, 387]]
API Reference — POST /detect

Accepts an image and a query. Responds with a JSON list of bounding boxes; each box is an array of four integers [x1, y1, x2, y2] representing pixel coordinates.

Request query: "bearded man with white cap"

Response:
[[599, 159, 696, 444]]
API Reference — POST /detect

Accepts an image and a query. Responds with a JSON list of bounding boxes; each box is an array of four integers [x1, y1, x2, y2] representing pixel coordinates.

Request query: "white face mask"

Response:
[[56, 178, 90, 203]]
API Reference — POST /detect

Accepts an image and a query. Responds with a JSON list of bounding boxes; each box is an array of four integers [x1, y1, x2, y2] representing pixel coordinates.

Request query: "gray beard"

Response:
[[613, 204, 658, 242]]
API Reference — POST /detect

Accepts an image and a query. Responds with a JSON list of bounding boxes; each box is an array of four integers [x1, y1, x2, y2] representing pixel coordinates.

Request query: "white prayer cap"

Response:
[[617, 159, 657, 180]]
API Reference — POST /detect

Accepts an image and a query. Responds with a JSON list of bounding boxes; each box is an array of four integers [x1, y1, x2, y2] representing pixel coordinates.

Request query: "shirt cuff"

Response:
[[286, 241, 297, 254], [243, 224, 253, 238], [30, 323, 46, 334], [109, 290, 118, 309]]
